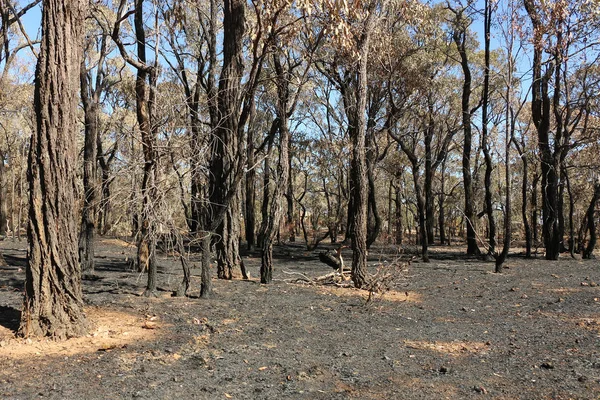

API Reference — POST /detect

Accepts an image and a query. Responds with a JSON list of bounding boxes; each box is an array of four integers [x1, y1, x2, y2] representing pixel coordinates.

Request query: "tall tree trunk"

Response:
[[79, 62, 98, 275], [424, 110, 435, 245], [20, 0, 87, 339], [482, 0, 496, 256], [261, 55, 290, 283], [452, 9, 480, 256], [209, 0, 246, 280], [348, 7, 377, 288], [525, 0, 561, 260]]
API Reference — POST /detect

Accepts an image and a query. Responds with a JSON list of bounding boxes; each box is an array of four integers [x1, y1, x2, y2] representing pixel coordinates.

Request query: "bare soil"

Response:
[[1, 238, 599, 399]]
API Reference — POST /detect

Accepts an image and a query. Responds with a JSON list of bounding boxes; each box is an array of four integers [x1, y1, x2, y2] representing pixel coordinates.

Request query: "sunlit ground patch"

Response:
[[403, 340, 490, 356], [0, 307, 161, 358], [99, 238, 136, 248], [317, 287, 422, 303]]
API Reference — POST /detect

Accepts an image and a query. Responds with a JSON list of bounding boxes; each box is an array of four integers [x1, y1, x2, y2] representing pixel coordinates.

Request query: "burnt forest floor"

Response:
[[1, 237, 599, 399]]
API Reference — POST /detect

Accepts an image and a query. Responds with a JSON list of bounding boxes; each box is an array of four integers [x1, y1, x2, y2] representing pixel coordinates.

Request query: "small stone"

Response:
[[439, 366, 449, 374], [540, 362, 554, 370], [472, 386, 487, 394], [578, 376, 588, 383], [590, 282, 597, 287]]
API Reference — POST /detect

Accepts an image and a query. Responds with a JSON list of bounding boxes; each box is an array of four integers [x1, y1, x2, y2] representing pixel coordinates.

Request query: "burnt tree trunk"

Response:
[[482, 0, 496, 256], [20, 0, 88, 339], [525, 0, 562, 260], [348, 6, 377, 288], [583, 183, 600, 259], [261, 54, 290, 284], [394, 184, 403, 245], [209, 0, 246, 280], [439, 158, 447, 245], [452, 7, 480, 256]]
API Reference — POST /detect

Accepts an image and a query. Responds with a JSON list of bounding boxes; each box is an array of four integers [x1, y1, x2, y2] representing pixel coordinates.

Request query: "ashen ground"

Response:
[[0, 238, 599, 399]]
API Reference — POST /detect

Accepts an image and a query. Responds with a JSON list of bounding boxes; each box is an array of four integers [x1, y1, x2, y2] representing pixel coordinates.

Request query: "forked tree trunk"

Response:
[[20, 0, 88, 339]]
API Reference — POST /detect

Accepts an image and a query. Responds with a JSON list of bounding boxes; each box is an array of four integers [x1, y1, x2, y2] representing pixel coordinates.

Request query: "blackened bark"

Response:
[[209, 0, 246, 280], [20, 0, 87, 339], [583, 183, 600, 259], [439, 158, 447, 245], [394, 184, 402, 245], [524, 0, 561, 260], [366, 158, 381, 248], [451, 8, 480, 256], [482, 0, 496, 256], [563, 166, 575, 257], [286, 143, 295, 242], [532, 173, 540, 245]]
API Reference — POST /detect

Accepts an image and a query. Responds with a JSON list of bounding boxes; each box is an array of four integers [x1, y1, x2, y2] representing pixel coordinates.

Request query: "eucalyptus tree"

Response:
[[20, 0, 88, 338], [524, 0, 599, 259], [447, 0, 481, 256], [111, 0, 162, 296], [79, 3, 123, 274]]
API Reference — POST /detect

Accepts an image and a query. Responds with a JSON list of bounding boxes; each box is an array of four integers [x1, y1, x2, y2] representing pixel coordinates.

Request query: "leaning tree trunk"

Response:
[[20, 0, 88, 339]]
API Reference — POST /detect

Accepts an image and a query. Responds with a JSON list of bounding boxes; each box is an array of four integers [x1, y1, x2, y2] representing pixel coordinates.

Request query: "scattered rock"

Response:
[[472, 385, 487, 394], [439, 366, 449, 374], [540, 362, 554, 370]]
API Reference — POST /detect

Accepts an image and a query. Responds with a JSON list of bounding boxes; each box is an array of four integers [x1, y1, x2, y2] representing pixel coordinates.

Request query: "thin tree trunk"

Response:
[[583, 183, 600, 259], [482, 0, 496, 256], [261, 54, 290, 283], [79, 61, 98, 275], [452, 9, 480, 256]]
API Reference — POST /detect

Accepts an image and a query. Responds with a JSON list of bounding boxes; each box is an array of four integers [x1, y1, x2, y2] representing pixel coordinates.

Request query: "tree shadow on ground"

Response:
[[0, 305, 21, 334]]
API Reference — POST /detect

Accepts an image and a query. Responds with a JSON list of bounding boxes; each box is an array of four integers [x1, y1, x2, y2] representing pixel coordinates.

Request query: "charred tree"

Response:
[[482, 0, 496, 257], [583, 182, 600, 259], [450, 5, 481, 256], [20, 0, 88, 339], [113, 0, 160, 296]]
